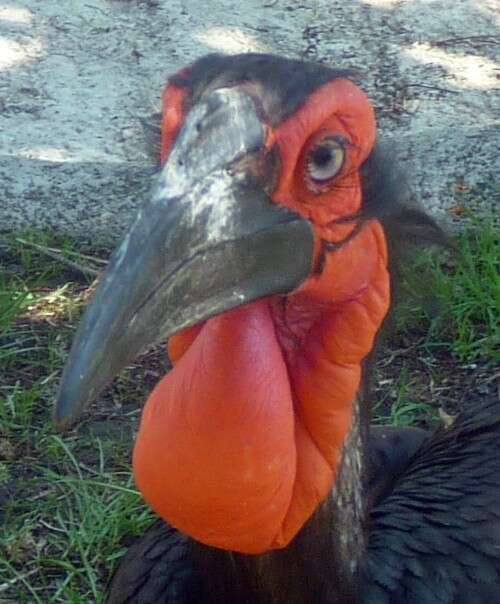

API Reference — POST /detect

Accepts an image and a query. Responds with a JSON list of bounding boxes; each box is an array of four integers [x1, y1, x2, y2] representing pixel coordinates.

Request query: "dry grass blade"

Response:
[[14, 238, 101, 278]]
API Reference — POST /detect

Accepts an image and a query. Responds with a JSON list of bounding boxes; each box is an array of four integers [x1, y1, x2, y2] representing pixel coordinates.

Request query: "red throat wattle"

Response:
[[133, 75, 391, 554]]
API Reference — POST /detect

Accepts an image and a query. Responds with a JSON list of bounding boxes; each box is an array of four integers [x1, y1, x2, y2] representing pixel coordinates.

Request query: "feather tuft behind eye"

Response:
[[307, 138, 345, 183]]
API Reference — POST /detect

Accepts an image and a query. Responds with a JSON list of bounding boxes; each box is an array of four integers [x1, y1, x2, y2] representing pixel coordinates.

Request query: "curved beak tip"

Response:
[[53, 398, 78, 432], [53, 414, 72, 433], [53, 374, 92, 431]]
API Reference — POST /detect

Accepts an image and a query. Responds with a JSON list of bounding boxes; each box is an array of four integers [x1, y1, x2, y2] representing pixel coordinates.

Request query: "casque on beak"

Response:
[[55, 87, 315, 429]]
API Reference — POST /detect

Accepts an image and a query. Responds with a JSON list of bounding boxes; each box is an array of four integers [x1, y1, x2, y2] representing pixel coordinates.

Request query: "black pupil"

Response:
[[311, 145, 333, 167]]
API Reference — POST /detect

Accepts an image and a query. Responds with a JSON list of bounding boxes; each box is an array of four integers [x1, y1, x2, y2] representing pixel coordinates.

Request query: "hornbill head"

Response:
[[56, 54, 399, 555]]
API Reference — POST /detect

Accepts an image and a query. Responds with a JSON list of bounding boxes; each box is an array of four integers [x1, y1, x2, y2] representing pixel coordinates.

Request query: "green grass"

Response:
[[0, 216, 498, 600], [0, 233, 154, 603], [395, 216, 499, 364], [371, 214, 497, 427], [372, 366, 439, 427], [2, 453, 152, 603], [0, 274, 29, 335]]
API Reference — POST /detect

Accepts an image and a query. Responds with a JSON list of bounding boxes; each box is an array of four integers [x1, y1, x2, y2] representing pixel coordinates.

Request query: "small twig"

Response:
[[64, 249, 108, 265], [485, 371, 500, 384], [433, 35, 500, 48], [378, 340, 425, 367], [78, 461, 102, 476], [38, 519, 67, 534], [36, 245, 108, 265], [15, 238, 100, 277], [122, 408, 141, 417], [0, 568, 39, 593], [82, 4, 111, 18], [402, 83, 459, 95]]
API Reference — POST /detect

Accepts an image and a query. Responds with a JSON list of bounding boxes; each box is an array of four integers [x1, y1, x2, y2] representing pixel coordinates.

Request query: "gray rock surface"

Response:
[[1, 0, 499, 239]]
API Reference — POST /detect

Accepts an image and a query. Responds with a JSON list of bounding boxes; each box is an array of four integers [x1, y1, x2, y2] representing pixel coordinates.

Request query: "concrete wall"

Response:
[[1, 1, 498, 239]]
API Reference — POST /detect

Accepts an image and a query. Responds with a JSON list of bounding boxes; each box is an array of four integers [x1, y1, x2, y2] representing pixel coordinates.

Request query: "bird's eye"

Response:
[[307, 138, 345, 183]]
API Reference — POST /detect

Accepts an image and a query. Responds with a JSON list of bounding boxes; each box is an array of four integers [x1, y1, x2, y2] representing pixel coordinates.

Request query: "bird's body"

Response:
[[106, 398, 500, 604], [362, 398, 500, 604], [55, 54, 500, 603]]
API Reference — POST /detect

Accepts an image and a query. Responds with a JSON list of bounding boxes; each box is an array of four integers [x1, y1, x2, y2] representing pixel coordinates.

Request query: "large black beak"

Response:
[[55, 88, 314, 429]]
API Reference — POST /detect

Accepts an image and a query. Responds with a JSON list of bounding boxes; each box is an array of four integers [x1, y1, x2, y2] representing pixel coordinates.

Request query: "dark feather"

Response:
[[360, 397, 500, 604], [107, 522, 202, 604], [169, 53, 354, 127]]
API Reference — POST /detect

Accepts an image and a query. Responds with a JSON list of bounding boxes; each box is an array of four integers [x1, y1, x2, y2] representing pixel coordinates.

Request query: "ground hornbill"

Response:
[[55, 54, 500, 603]]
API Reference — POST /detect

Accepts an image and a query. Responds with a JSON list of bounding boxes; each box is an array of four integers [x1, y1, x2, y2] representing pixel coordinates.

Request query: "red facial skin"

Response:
[[133, 76, 390, 554]]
